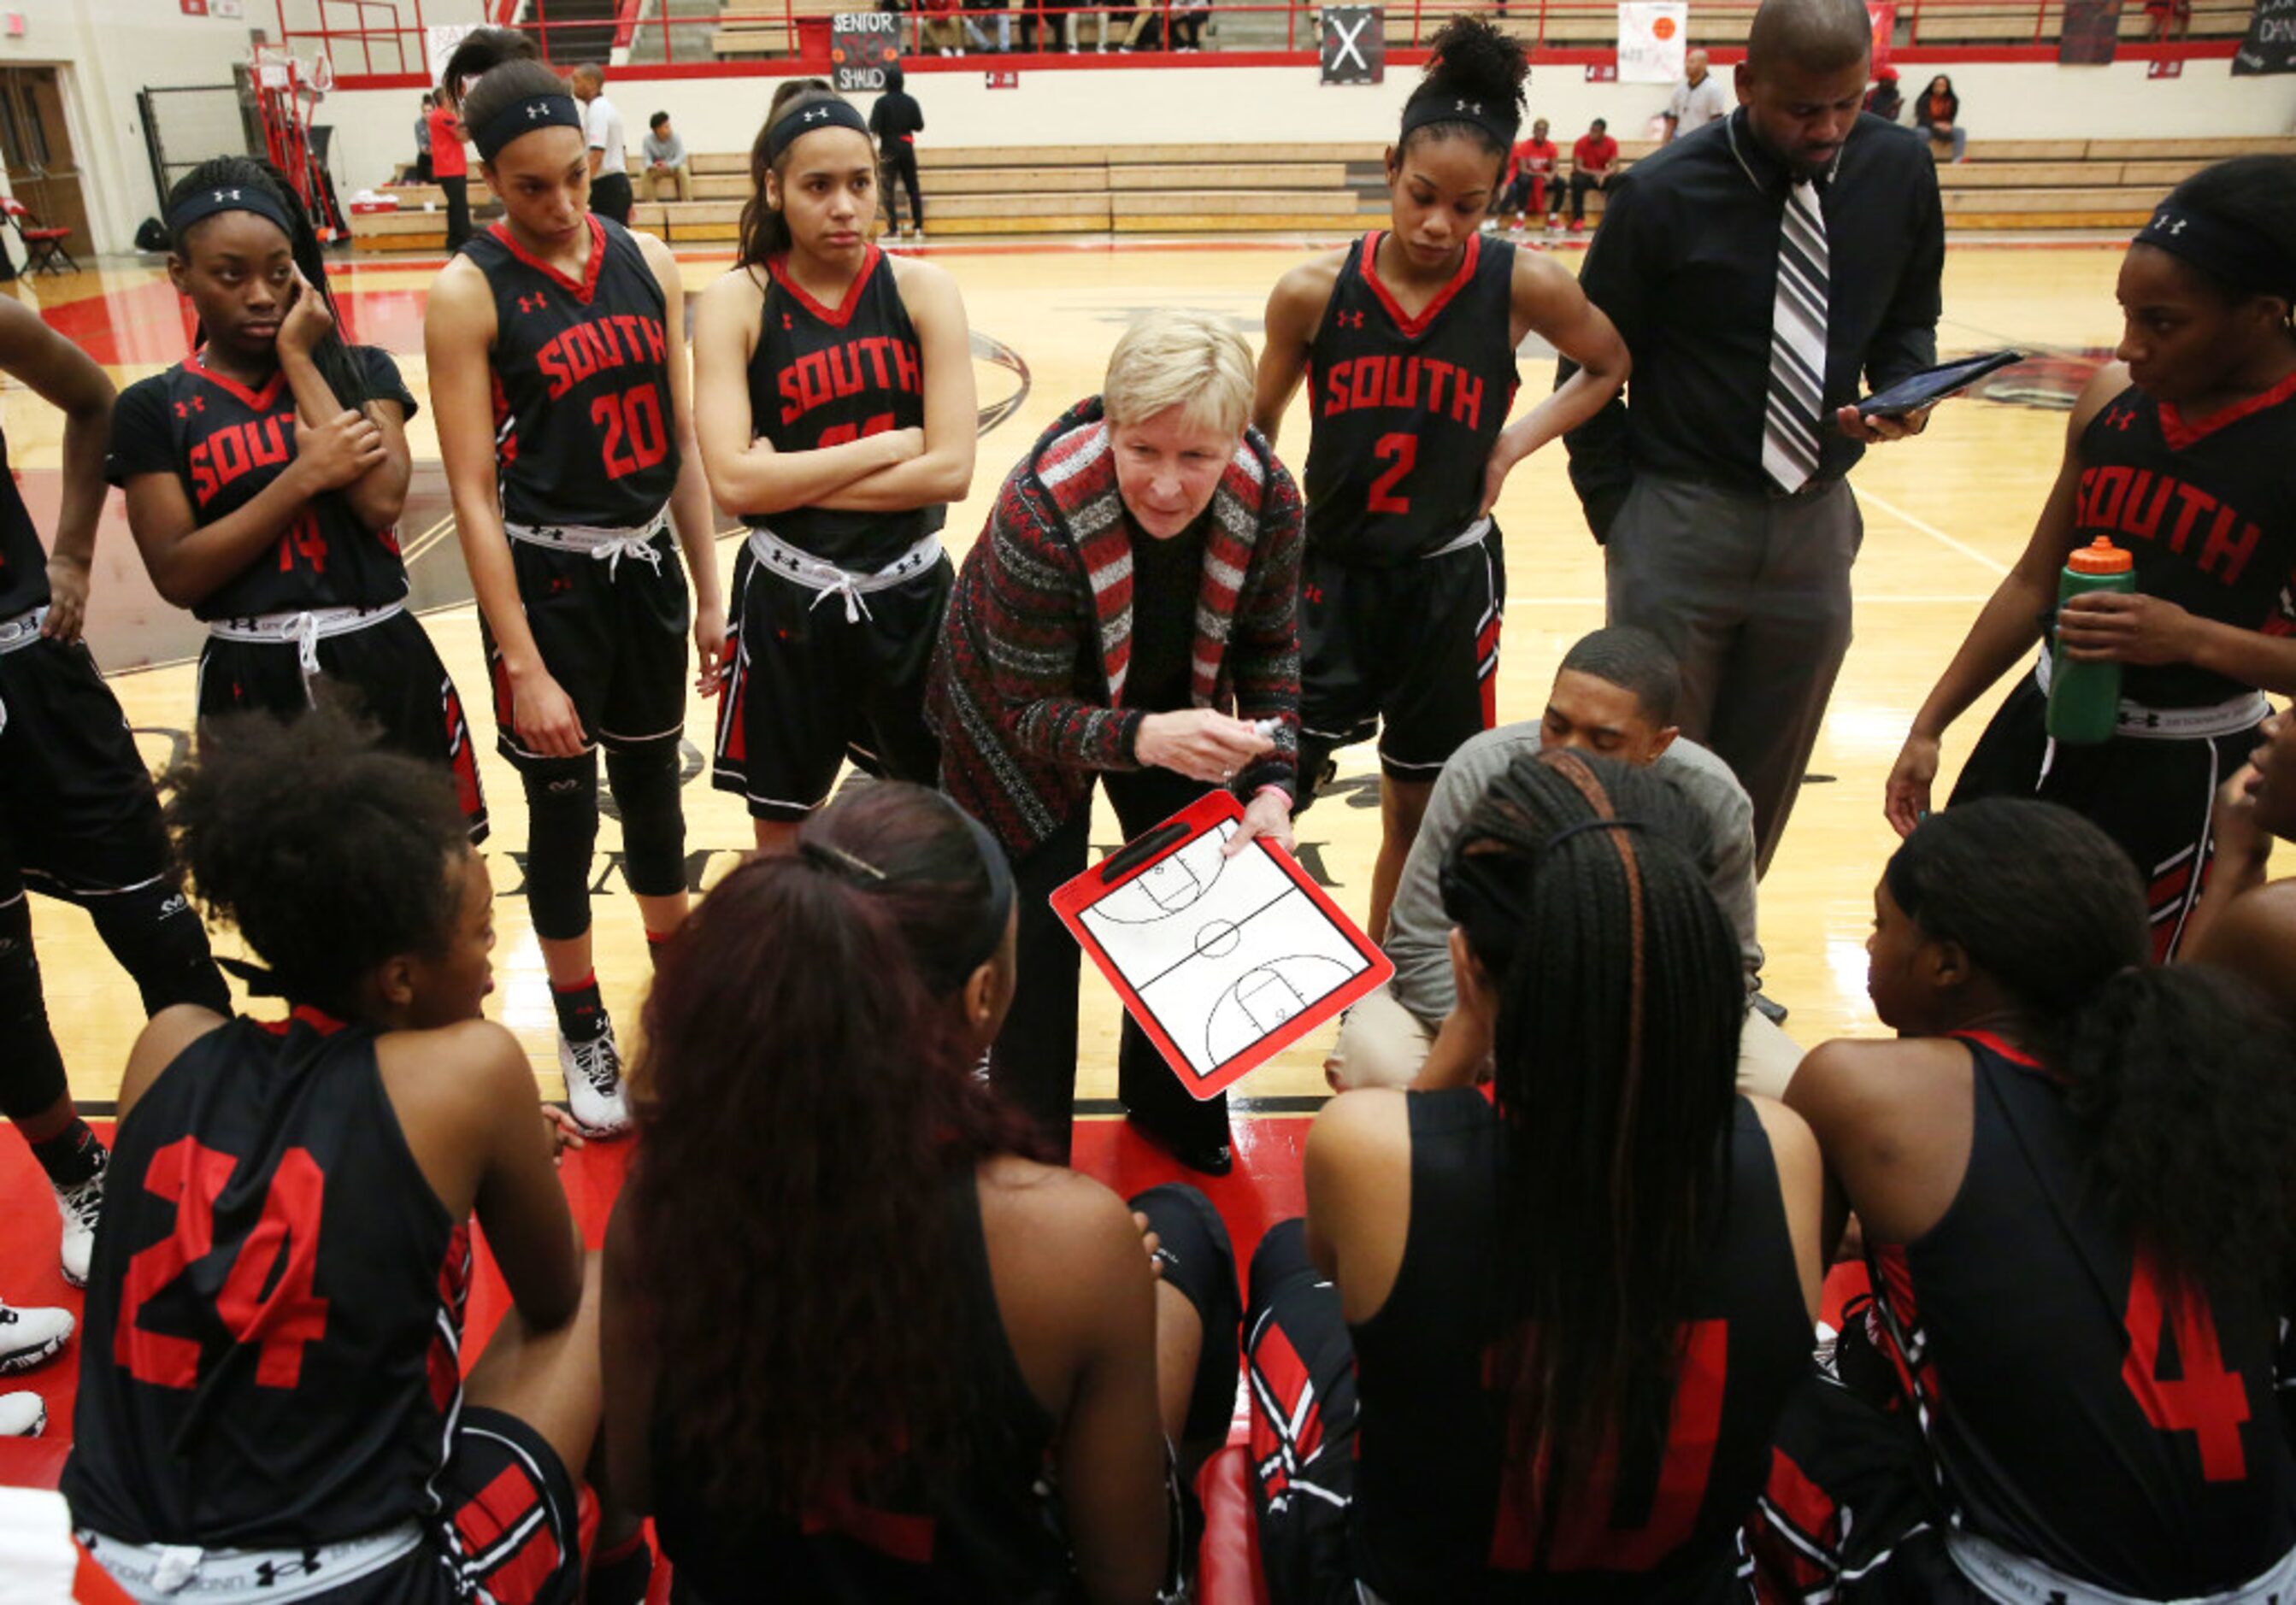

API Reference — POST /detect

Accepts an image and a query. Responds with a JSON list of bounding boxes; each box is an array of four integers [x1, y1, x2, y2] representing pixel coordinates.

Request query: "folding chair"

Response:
[[2, 198, 78, 277]]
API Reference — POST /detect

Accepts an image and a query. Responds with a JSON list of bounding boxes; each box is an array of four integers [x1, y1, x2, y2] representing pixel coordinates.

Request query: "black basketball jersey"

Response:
[[748, 246, 942, 570], [1866, 1032, 2296, 1595], [1349, 1091, 1808, 1598], [652, 1168, 1073, 1602], [1304, 232, 1520, 567], [0, 423, 50, 618], [106, 350, 418, 621], [62, 1011, 471, 1549], [464, 215, 681, 531], [2072, 375, 2296, 707]]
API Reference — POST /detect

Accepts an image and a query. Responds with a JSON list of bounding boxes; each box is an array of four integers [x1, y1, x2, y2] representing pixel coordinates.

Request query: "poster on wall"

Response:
[[2234, 0, 2296, 73], [2058, 0, 2121, 62], [1867, 0, 1893, 69], [1320, 6, 1384, 84], [832, 12, 900, 93], [1617, 3, 1687, 84]]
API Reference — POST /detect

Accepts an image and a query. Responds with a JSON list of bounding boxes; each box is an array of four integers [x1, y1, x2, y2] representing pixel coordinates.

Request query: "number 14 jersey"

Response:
[[1304, 231, 1519, 567]]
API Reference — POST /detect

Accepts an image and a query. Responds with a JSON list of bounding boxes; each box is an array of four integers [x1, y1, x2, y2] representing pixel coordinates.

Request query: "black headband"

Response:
[[766, 97, 868, 162], [474, 92, 583, 162], [1399, 89, 1519, 151], [167, 182, 297, 244], [2135, 203, 2292, 299]]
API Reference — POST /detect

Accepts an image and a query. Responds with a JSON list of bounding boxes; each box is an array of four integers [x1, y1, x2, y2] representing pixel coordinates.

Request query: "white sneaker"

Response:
[[0, 1391, 44, 1436], [0, 1302, 73, 1375], [55, 1159, 105, 1289], [560, 1024, 633, 1139]]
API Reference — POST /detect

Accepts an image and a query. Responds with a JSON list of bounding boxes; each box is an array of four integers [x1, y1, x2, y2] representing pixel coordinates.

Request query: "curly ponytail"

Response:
[[1400, 16, 1529, 165]]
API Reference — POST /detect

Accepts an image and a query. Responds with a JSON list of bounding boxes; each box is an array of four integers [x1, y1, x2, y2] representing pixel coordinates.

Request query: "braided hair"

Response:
[[1441, 749, 1743, 1556]]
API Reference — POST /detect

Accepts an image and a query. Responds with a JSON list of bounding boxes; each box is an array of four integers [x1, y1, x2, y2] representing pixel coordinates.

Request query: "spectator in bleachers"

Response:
[[412, 91, 433, 184], [1169, 0, 1208, 50], [1246, 750, 1823, 1599], [1916, 72, 1967, 162], [2146, 0, 2193, 39], [601, 782, 1242, 1600], [964, 0, 1014, 50], [1567, 116, 1618, 232], [1664, 48, 1728, 142], [573, 62, 634, 222], [1491, 116, 1558, 232], [1865, 62, 1903, 121], [641, 110, 690, 203], [869, 65, 927, 235]]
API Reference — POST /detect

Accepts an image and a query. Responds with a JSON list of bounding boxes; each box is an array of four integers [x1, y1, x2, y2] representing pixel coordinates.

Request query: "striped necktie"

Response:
[[1763, 178, 1830, 494]]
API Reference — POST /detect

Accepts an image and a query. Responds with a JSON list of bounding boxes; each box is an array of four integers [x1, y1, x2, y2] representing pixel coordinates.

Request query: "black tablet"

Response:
[[1856, 350, 2023, 418]]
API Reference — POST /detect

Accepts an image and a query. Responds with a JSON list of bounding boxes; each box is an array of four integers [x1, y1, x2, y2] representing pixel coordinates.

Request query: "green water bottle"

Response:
[[2046, 538, 2135, 746]]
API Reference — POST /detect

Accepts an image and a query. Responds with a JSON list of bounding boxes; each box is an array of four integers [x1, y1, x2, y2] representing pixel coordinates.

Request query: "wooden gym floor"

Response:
[[3, 236, 2127, 1116]]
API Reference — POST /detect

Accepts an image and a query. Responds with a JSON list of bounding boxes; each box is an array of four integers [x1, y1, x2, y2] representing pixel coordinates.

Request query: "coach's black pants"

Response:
[[590, 172, 634, 226], [994, 764, 1228, 1164]]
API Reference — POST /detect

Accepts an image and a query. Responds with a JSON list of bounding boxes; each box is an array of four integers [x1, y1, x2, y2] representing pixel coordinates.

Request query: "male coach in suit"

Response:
[[1562, 0, 1944, 875]]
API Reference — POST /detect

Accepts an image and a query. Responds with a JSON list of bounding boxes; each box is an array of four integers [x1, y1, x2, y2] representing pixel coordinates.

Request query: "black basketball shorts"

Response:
[[197, 608, 488, 843], [1299, 522, 1505, 785], [1244, 1220, 1363, 1605], [0, 633, 175, 906], [486, 532, 690, 767], [711, 545, 950, 821]]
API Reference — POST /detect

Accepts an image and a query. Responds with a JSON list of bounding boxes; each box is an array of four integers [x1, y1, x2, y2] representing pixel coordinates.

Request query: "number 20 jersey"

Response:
[[63, 1012, 470, 1549], [463, 215, 681, 531], [1304, 231, 1519, 567]]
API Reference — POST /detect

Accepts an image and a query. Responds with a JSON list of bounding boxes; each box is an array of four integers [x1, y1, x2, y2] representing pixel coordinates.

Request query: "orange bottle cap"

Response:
[[2067, 538, 2133, 575]]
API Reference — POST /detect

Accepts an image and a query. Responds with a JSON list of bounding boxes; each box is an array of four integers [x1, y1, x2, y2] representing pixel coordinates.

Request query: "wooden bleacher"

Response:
[[345, 133, 2296, 251]]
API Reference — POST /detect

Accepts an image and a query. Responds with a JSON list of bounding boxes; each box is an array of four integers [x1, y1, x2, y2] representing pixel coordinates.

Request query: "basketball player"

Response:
[[1246, 751, 1821, 1596], [1888, 157, 2296, 959], [1253, 16, 1629, 941], [2181, 702, 2294, 1020], [695, 79, 974, 853], [109, 157, 486, 839], [427, 30, 726, 1136], [1759, 800, 2296, 1597], [0, 297, 230, 1430], [603, 784, 1240, 1598], [63, 707, 605, 1604]]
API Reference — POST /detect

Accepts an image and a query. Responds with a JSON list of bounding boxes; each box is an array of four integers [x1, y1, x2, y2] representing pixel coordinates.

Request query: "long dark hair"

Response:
[[626, 843, 1041, 1514], [1399, 16, 1529, 168], [162, 703, 469, 1020], [439, 26, 566, 147], [166, 156, 369, 411], [797, 783, 1010, 997], [1887, 800, 2296, 1305], [2156, 155, 2296, 312], [1444, 750, 1743, 1556], [737, 78, 851, 268]]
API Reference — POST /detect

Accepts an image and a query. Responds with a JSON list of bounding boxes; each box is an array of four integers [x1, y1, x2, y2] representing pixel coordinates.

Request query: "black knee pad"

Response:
[[0, 895, 68, 1121], [87, 880, 230, 1017], [522, 759, 601, 942], [603, 738, 686, 901]]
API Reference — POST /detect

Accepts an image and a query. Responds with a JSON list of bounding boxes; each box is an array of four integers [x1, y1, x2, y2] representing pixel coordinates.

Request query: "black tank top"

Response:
[[1349, 1091, 1808, 1601], [1304, 232, 1520, 567], [463, 215, 681, 531], [653, 1167, 1073, 1602], [62, 1011, 470, 1549], [105, 350, 418, 620], [747, 247, 941, 569], [0, 423, 50, 617], [1866, 1032, 2296, 1595], [2071, 375, 2296, 706]]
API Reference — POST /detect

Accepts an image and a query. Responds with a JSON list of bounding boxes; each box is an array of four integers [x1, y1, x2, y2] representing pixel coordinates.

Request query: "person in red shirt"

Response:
[[422, 90, 470, 250], [1493, 116, 1558, 233], [1568, 117, 1619, 232]]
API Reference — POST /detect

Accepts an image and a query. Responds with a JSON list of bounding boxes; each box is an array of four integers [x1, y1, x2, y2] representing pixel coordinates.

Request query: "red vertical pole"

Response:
[[534, 0, 550, 62]]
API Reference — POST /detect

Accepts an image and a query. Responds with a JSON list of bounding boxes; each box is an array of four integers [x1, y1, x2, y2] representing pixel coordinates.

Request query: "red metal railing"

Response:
[[280, 0, 2246, 87]]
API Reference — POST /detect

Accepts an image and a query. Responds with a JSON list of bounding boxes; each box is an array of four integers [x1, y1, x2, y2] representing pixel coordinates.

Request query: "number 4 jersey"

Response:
[[62, 1010, 472, 1549], [1304, 231, 1520, 566], [465, 214, 681, 532], [107, 350, 420, 620]]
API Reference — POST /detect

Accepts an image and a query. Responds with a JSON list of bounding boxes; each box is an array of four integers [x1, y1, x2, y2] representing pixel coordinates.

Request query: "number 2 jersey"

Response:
[[107, 350, 420, 620], [747, 244, 940, 570], [1863, 1032, 2296, 1594], [462, 215, 681, 531], [62, 1011, 472, 1549], [1304, 231, 1519, 567]]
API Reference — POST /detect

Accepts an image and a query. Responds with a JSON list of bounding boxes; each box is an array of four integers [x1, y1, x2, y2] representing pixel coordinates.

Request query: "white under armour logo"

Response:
[[526, 102, 548, 119], [213, 189, 241, 203], [1454, 98, 1482, 115], [2158, 214, 2188, 234], [803, 108, 830, 123]]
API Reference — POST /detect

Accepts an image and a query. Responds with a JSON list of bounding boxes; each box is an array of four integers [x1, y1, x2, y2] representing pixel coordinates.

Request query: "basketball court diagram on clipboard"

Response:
[[1077, 816, 1374, 1081]]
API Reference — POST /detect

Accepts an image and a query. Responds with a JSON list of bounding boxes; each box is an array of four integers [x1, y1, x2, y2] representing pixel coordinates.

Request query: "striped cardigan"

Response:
[[927, 396, 1304, 858]]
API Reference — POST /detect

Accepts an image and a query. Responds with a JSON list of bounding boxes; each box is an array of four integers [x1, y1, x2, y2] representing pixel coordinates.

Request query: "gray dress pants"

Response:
[[1604, 473, 1860, 877]]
